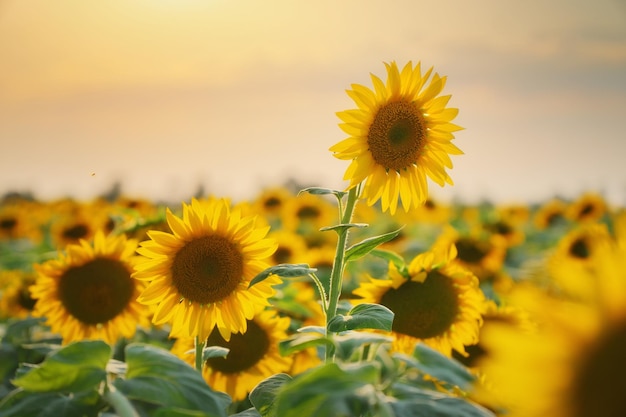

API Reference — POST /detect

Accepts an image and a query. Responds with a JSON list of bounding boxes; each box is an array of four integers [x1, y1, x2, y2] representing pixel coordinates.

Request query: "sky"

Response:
[[1, 0, 626, 207]]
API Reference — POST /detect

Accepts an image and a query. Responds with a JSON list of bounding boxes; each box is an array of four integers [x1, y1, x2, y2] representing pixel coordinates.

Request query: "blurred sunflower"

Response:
[[353, 244, 485, 357], [133, 198, 280, 341], [252, 186, 295, 226], [280, 192, 337, 248], [533, 197, 568, 230], [267, 229, 308, 265], [473, 242, 626, 417], [546, 223, 612, 300], [49, 200, 113, 249], [330, 61, 463, 214], [565, 192, 609, 224], [0, 199, 44, 243], [30, 231, 149, 344], [433, 226, 507, 281], [172, 309, 292, 401], [0, 269, 38, 319]]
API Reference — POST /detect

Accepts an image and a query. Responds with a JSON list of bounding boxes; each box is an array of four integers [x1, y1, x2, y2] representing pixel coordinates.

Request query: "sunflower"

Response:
[[546, 223, 612, 301], [0, 198, 44, 243], [330, 61, 463, 215], [171, 309, 292, 401], [0, 269, 38, 319], [352, 244, 485, 357], [565, 192, 609, 224], [133, 198, 280, 341], [30, 231, 149, 344], [473, 256, 626, 417], [49, 200, 114, 249], [432, 226, 507, 282], [533, 197, 568, 230], [280, 192, 338, 249]]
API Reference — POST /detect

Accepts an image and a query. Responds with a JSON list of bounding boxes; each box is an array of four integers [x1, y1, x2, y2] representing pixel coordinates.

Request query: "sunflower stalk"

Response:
[[325, 186, 359, 361], [103, 384, 140, 417], [194, 335, 204, 372]]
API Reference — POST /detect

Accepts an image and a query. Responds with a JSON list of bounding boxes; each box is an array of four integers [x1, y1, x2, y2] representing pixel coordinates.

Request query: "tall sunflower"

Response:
[[330, 61, 463, 214], [171, 309, 292, 401], [352, 244, 485, 357], [133, 198, 280, 341], [30, 231, 149, 344]]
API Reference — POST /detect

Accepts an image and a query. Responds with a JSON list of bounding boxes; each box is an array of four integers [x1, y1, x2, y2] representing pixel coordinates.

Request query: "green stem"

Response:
[[195, 335, 204, 372], [104, 385, 140, 417], [325, 186, 359, 361]]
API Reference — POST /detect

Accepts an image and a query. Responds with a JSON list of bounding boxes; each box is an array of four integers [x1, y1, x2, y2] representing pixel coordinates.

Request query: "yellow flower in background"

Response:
[[546, 223, 612, 301], [565, 192, 609, 224], [330, 61, 463, 214], [353, 245, 485, 357], [30, 231, 149, 344], [133, 198, 280, 341], [172, 309, 292, 401], [0, 269, 38, 319], [533, 197, 568, 230]]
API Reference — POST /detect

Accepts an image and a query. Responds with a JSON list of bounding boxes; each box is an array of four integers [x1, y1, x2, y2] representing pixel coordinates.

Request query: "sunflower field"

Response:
[[1, 62, 625, 417]]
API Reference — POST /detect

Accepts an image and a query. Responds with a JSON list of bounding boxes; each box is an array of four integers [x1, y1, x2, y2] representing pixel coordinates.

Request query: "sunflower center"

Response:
[[297, 206, 321, 221], [263, 197, 282, 209], [19, 286, 37, 311], [455, 237, 489, 264], [380, 270, 459, 339], [570, 321, 626, 417], [273, 247, 293, 264], [171, 235, 244, 304], [367, 100, 426, 171], [58, 257, 134, 325], [569, 237, 590, 259], [205, 319, 270, 373], [63, 224, 90, 240], [0, 218, 17, 231]]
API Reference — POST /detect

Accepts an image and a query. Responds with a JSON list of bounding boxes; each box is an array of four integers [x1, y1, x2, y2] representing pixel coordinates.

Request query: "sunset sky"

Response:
[[1, 0, 625, 206]]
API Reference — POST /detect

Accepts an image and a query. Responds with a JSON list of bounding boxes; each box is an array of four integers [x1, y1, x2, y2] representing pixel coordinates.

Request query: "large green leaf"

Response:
[[333, 332, 394, 361], [11, 340, 110, 393], [249, 264, 317, 288], [278, 333, 334, 357], [344, 229, 403, 262], [274, 363, 380, 417], [248, 373, 292, 417], [396, 343, 476, 390], [113, 344, 230, 416], [389, 383, 494, 417], [0, 390, 102, 417], [327, 303, 394, 333]]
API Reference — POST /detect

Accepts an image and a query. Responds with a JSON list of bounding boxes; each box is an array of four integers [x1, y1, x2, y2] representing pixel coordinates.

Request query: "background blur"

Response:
[[1, 0, 625, 206]]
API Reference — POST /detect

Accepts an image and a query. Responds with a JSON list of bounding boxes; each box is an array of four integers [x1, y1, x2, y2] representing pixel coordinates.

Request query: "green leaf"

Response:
[[274, 363, 380, 417], [318, 223, 368, 233], [11, 340, 110, 393], [248, 373, 292, 417], [278, 333, 334, 357], [230, 408, 262, 417], [369, 248, 407, 270], [0, 389, 102, 417], [400, 343, 476, 390], [344, 228, 403, 262], [114, 343, 230, 416], [153, 407, 219, 417], [333, 332, 394, 361], [327, 303, 394, 333], [389, 383, 495, 417], [201, 346, 230, 362], [298, 187, 347, 199], [249, 264, 316, 288]]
